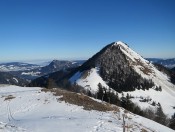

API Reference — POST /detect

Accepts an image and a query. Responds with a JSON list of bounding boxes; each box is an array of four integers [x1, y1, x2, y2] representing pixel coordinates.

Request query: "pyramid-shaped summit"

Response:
[[69, 41, 155, 93], [29, 40, 175, 118]]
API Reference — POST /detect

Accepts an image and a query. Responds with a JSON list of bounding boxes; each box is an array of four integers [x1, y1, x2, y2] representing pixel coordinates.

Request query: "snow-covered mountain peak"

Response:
[[114, 41, 127, 46], [112, 41, 156, 78], [69, 41, 174, 91], [113, 41, 130, 50], [27, 41, 175, 119], [113, 41, 146, 63]]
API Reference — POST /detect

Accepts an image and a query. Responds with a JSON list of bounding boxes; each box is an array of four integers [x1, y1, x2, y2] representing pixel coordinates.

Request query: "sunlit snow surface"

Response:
[[115, 41, 175, 117], [70, 67, 109, 93], [70, 41, 175, 117], [0, 85, 174, 132]]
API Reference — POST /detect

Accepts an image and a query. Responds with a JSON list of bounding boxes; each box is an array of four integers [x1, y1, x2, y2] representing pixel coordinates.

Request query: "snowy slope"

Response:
[[69, 41, 175, 117], [0, 85, 174, 132], [70, 67, 109, 93], [114, 41, 175, 91], [114, 41, 175, 117], [122, 88, 175, 117]]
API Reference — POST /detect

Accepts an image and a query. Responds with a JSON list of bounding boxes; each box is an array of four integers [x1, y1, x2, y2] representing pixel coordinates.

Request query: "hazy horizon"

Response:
[[1, 55, 175, 64]]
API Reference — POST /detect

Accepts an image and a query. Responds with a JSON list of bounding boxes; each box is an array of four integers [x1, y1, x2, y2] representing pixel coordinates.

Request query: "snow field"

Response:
[[0, 85, 174, 132], [70, 67, 109, 93]]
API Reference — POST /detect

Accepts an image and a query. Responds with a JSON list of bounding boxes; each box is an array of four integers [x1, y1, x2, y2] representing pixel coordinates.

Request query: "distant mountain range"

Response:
[[0, 62, 41, 72], [38, 60, 85, 75], [1, 41, 175, 130], [0, 57, 174, 86], [146, 58, 175, 68], [0, 60, 85, 83]]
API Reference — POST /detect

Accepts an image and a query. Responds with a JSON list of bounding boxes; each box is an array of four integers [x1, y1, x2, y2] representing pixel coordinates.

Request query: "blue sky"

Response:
[[0, 0, 175, 62]]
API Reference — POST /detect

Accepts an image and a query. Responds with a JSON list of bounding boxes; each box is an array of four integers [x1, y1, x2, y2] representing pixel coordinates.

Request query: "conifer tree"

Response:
[[169, 113, 175, 130], [154, 104, 166, 125], [97, 83, 104, 100]]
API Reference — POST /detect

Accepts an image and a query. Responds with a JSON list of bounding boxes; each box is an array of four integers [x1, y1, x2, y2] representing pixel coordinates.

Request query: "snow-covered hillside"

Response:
[[0, 62, 40, 72], [69, 41, 175, 117], [0, 85, 174, 132], [114, 41, 175, 93], [70, 67, 109, 93], [114, 41, 175, 117]]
